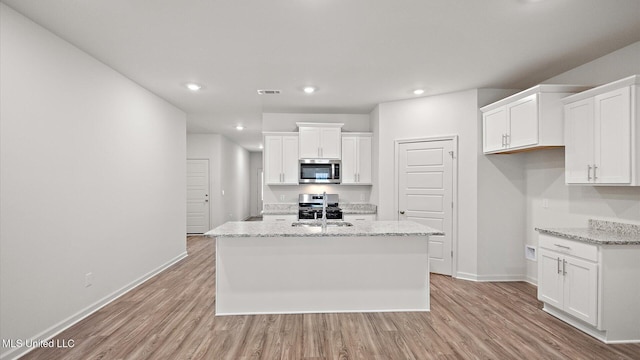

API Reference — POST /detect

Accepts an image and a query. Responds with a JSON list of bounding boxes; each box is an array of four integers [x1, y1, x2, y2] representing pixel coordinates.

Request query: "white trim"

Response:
[[394, 135, 459, 277], [454, 272, 529, 283], [216, 308, 430, 316], [1, 252, 188, 360]]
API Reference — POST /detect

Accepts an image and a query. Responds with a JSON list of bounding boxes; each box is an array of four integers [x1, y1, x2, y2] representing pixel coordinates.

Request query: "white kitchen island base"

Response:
[[215, 234, 430, 315]]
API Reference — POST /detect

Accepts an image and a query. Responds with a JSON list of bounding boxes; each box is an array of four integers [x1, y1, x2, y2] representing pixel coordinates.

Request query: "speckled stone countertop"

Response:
[[340, 203, 377, 214], [262, 203, 377, 215], [535, 219, 640, 245], [205, 220, 442, 238], [261, 203, 297, 215]]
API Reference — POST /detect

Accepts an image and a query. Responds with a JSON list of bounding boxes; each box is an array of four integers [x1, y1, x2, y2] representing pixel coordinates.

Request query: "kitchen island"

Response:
[[205, 220, 442, 316]]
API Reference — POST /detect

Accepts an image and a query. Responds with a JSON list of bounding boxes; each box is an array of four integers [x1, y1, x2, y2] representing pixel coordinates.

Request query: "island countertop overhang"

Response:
[[205, 220, 443, 238]]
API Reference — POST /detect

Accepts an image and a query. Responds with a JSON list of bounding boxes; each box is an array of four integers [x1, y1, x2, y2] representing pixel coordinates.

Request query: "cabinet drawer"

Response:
[[539, 234, 598, 262], [262, 214, 297, 222]]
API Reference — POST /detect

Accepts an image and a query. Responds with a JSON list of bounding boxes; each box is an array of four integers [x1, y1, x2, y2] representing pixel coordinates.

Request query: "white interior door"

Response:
[[398, 139, 454, 275], [187, 159, 210, 234]]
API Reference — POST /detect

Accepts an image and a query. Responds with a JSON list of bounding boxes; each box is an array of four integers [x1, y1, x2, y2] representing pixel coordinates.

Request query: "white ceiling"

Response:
[[3, 0, 639, 151]]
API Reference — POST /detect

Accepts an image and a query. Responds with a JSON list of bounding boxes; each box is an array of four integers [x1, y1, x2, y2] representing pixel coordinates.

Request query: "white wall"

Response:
[[261, 113, 373, 205], [0, 5, 187, 359], [374, 89, 525, 280], [262, 113, 371, 132], [187, 134, 251, 227], [249, 152, 263, 216], [524, 41, 640, 282]]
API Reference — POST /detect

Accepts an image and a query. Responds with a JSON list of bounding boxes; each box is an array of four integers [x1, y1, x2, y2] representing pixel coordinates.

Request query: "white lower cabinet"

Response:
[[538, 247, 598, 326], [343, 214, 376, 222], [262, 214, 297, 223], [537, 233, 640, 343]]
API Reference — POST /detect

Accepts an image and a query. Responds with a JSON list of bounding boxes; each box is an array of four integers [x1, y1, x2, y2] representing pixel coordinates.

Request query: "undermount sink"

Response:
[[291, 221, 354, 227]]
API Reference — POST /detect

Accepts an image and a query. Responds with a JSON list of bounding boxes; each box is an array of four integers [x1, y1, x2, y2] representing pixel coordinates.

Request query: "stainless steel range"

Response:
[[298, 193, 343, 220]]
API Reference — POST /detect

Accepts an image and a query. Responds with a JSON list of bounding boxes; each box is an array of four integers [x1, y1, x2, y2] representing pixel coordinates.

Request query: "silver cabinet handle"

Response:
[[587, 165, 592, 181], [554, 244, 571, 250], [501, 134, 506, 147], [593, 165, 598, 181], [562, 259, 567, 276], [557, 257, 561, 274]]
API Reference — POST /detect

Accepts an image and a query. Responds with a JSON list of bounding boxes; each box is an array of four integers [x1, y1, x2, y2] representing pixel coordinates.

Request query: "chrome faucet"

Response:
[[321, 191, 327, 230]]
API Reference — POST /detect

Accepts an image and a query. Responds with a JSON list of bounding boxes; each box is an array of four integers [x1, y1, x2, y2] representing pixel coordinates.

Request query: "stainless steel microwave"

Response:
[[299, 159, 341, 184]]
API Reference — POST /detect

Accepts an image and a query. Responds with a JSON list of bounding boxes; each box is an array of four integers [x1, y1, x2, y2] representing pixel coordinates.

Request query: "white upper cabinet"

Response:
[[297, 123, 343, 159], [563, 75, 639, 186], [341, 133, 372, 185], [264, 132, 299, 185], [481, 85, 589, 154]]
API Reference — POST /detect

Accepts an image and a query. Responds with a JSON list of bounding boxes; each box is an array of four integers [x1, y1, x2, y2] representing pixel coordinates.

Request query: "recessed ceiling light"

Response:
[[259, 144, 264, 149], [303, 86, 316, 94], [235, 125, 244, 131], [185, 83, 202, 91], [413, 89, 425, 95]]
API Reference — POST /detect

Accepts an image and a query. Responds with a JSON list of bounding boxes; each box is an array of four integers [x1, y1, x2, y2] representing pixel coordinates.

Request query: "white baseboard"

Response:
[[454, 272, 528, 282], [1, 252, 188, 360]]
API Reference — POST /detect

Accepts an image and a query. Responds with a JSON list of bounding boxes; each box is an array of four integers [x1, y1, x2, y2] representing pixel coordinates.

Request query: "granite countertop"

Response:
[[261, 203, 297, 215], [262, 203, 377, 215], [205, 220, 443, 238], [340, 203, 377, 214], [535, 219, 640, 245]]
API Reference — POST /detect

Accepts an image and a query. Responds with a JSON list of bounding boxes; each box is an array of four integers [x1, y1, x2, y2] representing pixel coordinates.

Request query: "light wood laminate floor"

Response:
[[22, 236, 640, 359]]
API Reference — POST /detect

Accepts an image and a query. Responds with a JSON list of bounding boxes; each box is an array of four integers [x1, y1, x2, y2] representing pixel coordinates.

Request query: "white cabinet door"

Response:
[[281, 136, 299, 184], [320, 127, 342, 159], [538, 249, 564, 309], [565, 98, 595, 184], [299, 127, 321, 158], [264, 136, 284, 184], [264, 134, 298, 185], [357, 136, 372, 184], [341, 136, 357, 184], [564, 256, 598, 326], [483, 107, 507, 153], [594, 86, 631, 184], [507, 94, 539, 149]]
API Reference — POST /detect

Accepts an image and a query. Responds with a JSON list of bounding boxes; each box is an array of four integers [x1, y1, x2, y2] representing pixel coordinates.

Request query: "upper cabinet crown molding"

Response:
[[297, 123, 343, 159], [481, 84, 591, 154], [563, 74, 640, 186]]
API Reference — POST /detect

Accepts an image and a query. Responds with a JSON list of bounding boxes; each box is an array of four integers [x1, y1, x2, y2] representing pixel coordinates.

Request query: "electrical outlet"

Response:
[[542, 198, 549, 209], [85, 272, 93, 287], [360, 193, 365, 201], [280, 195, 285, 201]]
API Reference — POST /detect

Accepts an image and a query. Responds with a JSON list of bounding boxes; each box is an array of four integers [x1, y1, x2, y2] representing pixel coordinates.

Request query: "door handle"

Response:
[[399, 211, 405, 215], [501, 134, 506, 147], [587, 165, 592, 181], [562, 259, 567, 276], [593, 165, 598, 181], [557, 257, 561, 274]]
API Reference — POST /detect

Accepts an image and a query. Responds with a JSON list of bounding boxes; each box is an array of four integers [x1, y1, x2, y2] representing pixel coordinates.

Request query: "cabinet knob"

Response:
[[399, 210, 405, 215]]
